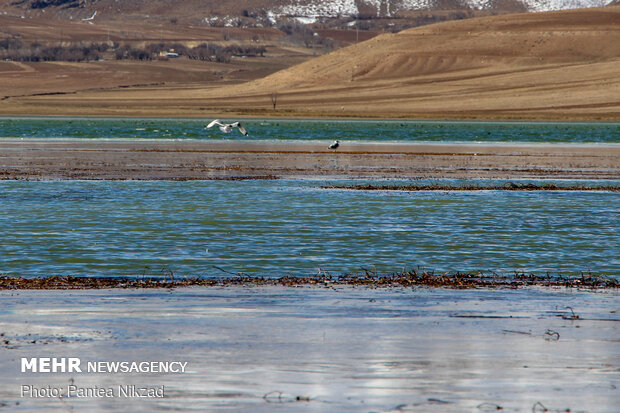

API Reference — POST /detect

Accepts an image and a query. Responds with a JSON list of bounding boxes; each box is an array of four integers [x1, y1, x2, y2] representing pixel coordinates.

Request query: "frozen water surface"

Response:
[[1, 286, 617, 412]]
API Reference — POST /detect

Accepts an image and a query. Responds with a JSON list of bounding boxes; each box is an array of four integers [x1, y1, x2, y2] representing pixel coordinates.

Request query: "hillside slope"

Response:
[[213, 6, 620, 119], [2, 5, 618, 119]]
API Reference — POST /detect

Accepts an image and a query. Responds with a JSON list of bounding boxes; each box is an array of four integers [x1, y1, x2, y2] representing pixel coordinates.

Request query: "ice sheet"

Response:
[[0, 286, 618, 412]]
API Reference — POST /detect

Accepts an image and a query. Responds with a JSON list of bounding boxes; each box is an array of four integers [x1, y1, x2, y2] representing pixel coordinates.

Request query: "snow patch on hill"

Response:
[[274, 0, 610, 19], [278, 0, 359, 18], [523, 0, 609, 12], [397, 0, 610, 12]]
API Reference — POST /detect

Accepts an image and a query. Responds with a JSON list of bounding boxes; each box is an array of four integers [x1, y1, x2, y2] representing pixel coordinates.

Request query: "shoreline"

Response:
[[2, 114, 620, 124], [1, 107, 619, 122], [2, 139, 619, 180]]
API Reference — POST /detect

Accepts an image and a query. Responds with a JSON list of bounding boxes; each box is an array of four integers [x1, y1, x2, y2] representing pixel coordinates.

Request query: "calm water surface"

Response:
[[1, 180, 618, 278], [1, 117, 619, 143]]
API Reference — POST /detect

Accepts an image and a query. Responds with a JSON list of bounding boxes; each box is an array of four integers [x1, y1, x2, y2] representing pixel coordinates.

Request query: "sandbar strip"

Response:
[[1, 140, 619, 180]]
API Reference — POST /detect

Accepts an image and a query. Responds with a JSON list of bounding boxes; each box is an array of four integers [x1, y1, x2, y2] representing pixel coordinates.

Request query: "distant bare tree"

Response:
[[270, 92, 278, 111]]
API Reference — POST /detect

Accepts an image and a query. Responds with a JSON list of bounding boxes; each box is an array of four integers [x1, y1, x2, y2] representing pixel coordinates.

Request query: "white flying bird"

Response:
[[328, 140, 339, 150], [82, 11, 97, 21], [205, 119, 248, 136]]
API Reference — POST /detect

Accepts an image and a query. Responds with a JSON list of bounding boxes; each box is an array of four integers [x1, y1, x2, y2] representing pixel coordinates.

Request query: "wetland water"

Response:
[[0, 118, 618, 278], [1, 179, 618, 278], [0, 119, 618, 412], [1, 117, 619, 143]]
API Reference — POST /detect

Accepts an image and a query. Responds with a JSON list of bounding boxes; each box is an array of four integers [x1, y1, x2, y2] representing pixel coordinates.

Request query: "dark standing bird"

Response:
[[328, 140, 339, 150], [205, 119, 248, 136]]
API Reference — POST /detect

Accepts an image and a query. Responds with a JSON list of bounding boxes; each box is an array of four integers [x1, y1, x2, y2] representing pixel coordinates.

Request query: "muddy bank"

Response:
[[1, 140, 619, 180]]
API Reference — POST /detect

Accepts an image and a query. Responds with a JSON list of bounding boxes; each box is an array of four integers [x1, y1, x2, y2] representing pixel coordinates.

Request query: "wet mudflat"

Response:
[[2, 139, 620, 180], [0, 286, 617, 412]]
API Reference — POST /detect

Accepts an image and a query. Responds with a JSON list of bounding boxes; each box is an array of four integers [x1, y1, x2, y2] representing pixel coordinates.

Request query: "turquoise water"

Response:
[[1, 180, 618, 278], [1, 117, 619, 143]]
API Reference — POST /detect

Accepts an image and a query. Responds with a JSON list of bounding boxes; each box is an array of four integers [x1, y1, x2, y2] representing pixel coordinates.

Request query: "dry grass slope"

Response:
[[216, 6, 620, 119]]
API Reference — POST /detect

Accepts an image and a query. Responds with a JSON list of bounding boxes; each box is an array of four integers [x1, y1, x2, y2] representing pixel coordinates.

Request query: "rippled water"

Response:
[[1, 179, 618, 278], [1, 118, 618, 278], [1, 117, 619, 143]]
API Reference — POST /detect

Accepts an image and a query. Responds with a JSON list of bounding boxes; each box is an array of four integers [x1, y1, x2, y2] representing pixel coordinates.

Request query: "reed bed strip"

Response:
[[1, 271, 617, 290], [322, 183, 620, 191]]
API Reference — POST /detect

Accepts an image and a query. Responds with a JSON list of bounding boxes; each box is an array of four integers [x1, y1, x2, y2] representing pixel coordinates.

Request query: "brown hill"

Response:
[[1, 5, 618, 119], [210, 6, 620, 119]]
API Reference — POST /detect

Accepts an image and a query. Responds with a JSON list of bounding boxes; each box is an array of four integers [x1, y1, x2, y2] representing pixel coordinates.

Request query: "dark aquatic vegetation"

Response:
[[322, 182, 620, 192], [1, 271, 617, 290]]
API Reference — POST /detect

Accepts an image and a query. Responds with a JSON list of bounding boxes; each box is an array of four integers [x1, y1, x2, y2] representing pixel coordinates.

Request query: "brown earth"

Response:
[[0, 6, 619, 119], [215, 5, 620, 120], [0, 12, 324, 114], [2, 140, 619, 180]]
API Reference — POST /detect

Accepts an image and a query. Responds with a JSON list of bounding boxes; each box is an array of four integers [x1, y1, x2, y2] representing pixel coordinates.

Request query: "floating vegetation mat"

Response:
[[322, 183, 620, 191], [1, 271, 617, 290]]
